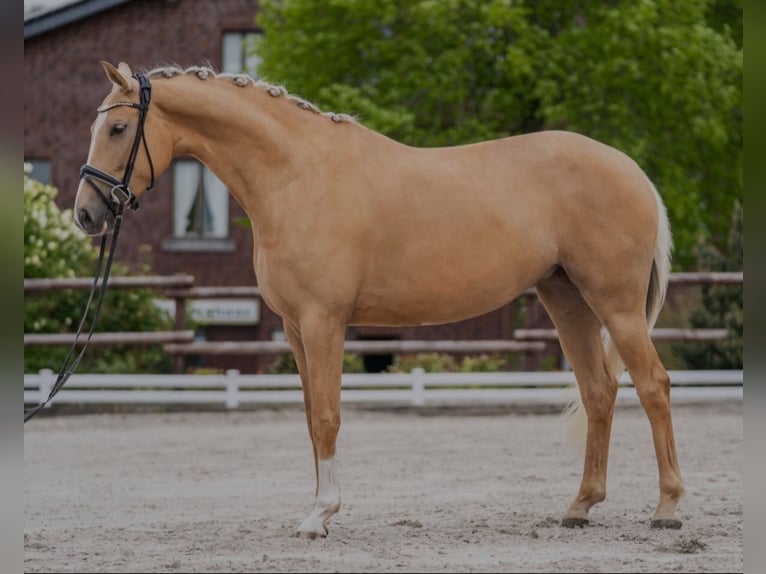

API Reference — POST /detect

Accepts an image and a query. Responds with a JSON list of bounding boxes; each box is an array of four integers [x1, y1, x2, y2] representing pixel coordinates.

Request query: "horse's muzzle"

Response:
[[75, 203, 113, 236]]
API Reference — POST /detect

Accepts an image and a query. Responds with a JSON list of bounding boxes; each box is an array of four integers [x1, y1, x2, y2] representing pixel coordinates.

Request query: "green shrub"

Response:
[[675, 202, 742, 369], [266, 353, 298, 374], [458, 354, 508, 372], [388, 353, 458, 373], [266, 352, 366, 374], [388, 352, 512, 373], [342, 353, 366, 374]]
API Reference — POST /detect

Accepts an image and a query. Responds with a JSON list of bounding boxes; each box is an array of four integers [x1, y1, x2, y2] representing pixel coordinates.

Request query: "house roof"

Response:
[[25, 0, 75, 17], [24, 0, 135, 39]]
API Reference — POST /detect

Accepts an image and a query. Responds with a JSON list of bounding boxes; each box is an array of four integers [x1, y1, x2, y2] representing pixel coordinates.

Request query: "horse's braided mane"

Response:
[[143, 64, 356, 124]]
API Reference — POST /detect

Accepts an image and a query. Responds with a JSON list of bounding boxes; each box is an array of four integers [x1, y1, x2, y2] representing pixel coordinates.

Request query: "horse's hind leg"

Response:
[[536, 269, 618, 527], [599, 308, 684, 528]]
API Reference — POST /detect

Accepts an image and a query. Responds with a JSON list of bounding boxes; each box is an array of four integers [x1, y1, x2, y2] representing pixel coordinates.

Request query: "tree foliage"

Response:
[[24, 167, 173, 373], [253, 0, 741, 268]]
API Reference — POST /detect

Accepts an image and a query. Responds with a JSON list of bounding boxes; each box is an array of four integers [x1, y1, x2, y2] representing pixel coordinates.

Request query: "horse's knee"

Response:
[[311, 410, 341, 455], [312, 409, 340, 432]]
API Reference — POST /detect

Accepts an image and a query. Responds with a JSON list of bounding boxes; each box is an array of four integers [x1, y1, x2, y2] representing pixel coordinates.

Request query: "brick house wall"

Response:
[[25, 0, 554, 373]]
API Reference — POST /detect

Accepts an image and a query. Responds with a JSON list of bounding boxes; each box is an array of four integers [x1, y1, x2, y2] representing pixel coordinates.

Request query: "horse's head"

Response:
[[74, 61, 169, 235]]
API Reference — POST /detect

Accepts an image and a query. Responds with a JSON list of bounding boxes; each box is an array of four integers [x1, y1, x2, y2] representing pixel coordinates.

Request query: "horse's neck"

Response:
[[153, 76, 333, 226]]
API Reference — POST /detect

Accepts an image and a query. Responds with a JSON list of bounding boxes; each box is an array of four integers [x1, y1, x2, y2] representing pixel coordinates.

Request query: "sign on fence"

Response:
[[154, 298, 261, 325]]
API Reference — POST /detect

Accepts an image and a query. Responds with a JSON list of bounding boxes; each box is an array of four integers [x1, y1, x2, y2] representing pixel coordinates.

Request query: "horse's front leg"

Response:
[[292, 311, 345, 539], [283, 319, 318, 486]]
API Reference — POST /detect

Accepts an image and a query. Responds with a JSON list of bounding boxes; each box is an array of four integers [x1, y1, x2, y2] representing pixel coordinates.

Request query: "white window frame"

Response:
[[222, 30, 262, 76], [162, 160, 234, 253], [172, 160, 229, 239]]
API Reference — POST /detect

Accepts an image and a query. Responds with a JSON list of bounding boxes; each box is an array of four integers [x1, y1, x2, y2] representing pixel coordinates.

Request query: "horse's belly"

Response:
[[349, 249, 555, 327], [349, 291, 517, 327]]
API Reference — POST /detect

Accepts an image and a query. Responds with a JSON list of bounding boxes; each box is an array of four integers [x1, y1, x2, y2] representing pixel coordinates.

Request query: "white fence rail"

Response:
[[24, 369, 743, 410]]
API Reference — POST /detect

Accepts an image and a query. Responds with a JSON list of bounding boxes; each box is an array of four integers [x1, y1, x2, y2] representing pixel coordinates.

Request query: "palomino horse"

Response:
[[75, 62, 683, 538]]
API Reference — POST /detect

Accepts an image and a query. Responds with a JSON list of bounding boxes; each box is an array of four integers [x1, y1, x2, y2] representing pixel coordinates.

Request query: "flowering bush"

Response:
[[24, 167, 95, 280], [24, 166, 173, 373]]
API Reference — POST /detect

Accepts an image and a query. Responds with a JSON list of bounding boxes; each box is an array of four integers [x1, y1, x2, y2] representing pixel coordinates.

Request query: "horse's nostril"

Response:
[[79, 208, 93, 228]]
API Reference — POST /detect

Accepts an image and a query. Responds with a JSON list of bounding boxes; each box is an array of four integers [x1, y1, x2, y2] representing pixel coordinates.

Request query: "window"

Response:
[[172, 160, 229, 238], [162, 160, 234, 252], [25, 158, 52, 185], [222, 31, 262, 76]]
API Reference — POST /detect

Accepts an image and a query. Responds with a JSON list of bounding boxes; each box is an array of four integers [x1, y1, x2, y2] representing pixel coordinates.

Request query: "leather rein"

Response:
[[25, 72, 154, 423]]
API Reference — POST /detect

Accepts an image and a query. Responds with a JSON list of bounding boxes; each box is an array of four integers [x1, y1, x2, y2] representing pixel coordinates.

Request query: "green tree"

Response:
[[256, 0, 548, 144], [705, 0, 742, 47], [24, 167, 174, 373], [253, 0, 741, 268]]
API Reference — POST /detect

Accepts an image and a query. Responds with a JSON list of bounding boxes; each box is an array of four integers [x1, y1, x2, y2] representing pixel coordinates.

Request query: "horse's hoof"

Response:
[[295, 529, 326, 540], [650, 518, 682, 530], [561, 516, 589, 528]]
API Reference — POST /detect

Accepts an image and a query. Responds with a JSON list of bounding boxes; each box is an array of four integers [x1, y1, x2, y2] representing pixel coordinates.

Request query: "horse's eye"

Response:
[[110, 123, 127, 136]]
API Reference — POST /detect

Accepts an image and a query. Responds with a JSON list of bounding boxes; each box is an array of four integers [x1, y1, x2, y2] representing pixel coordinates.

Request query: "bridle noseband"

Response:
[[79, 72, 155, 215]]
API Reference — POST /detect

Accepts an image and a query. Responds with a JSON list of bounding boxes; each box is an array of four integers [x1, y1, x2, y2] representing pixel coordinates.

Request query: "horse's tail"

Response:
[[565, 179, 672, 452]]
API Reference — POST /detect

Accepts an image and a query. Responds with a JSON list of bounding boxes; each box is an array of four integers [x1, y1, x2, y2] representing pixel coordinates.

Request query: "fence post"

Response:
[[173, 294, 187, 374], [411, 367, 425, 407], [225, 369, 240, 409], [38, 368, 54, 407]]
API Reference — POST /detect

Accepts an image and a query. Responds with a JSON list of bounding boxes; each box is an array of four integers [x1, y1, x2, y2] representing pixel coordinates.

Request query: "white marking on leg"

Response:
[[297, 456, 340, 537]]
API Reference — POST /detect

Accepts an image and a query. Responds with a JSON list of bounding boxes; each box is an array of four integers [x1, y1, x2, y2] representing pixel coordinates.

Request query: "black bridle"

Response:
[[24, 72, 154, 423], [79, 72, 155, 213]]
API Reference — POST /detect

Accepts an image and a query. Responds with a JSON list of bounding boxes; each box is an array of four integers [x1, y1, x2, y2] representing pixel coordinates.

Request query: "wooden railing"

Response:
[[23, 274, 196, 347], [164, 339, 548, 356], [23, 274, 195, 291], [23, 272, 742, 356]]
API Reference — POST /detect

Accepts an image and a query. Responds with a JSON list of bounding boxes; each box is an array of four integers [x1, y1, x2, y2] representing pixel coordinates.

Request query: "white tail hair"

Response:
[[565, 178, 672, 452]]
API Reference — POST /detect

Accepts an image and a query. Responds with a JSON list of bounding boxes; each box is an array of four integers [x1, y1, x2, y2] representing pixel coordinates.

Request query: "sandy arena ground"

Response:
[[24, 402, 742, 573]]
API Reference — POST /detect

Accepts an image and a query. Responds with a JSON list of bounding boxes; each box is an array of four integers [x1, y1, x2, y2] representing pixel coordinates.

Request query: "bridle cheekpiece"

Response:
[[79, 72, 155, 216]]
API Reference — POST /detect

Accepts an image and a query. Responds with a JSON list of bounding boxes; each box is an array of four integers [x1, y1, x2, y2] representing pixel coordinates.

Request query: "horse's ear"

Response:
[[100, 61, 133, 93], [117, 62, 133, 78]]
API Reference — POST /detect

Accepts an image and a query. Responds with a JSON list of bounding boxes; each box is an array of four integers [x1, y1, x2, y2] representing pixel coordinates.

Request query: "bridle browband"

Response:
[[24, 72, 154, 423], [79, 71, 155, 214]]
